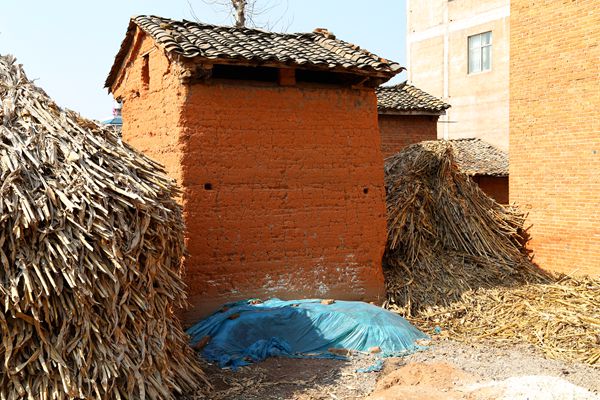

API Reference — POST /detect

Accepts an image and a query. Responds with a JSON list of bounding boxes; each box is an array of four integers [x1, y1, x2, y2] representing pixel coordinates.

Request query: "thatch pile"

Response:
[[383, 141, 600, 366], [0, 55, 205, 398], [383, 141, 549, 316]]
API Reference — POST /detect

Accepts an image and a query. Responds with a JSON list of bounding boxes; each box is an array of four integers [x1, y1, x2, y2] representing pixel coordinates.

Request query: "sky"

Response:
[[0, 0, 406, 121]]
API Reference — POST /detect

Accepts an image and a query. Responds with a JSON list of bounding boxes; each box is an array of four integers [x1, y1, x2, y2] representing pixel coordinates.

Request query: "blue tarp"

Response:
[[187, 299, 429, 369]]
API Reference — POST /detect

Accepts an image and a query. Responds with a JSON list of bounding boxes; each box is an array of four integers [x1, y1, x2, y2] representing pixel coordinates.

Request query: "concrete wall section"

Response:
[[408, 0, 510, 150], [446, 17, 509, 151]]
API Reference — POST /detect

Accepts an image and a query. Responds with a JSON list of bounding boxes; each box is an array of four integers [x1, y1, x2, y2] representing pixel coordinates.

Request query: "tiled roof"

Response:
[[376, 82, 450, 114], [106, 16, 402, 89], [447, 138, 508, 177]]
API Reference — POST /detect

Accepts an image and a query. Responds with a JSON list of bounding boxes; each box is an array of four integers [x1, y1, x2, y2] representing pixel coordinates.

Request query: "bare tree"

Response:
[[231, 0, 246, 27], [193, 0, 292, 31]]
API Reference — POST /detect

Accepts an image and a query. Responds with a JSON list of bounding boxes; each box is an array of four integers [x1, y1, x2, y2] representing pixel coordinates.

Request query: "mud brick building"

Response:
[[449, 138, 508, 204], [106, 16, 402, 323], [376, 83, 450, 158], [510, 1, 599, 275]]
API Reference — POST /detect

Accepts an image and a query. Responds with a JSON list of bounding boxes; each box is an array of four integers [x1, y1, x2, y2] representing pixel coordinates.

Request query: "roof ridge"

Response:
[[137, 15, 315, 38], [106, 15, 402, 89]]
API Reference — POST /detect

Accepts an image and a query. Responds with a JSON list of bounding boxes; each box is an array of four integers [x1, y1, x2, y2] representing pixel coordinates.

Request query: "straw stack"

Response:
[[0, 55, 206, 399], [383, 141, 549, 316], [383, 141, 600, 366]]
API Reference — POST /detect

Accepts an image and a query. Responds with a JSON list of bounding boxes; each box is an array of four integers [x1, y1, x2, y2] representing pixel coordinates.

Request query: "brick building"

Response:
[[449, 138, 508, 204], [510, 1, 599, 276], [106, 16, 402, 323], [376, 83, 450, 158], [375, 84, 507, 203]]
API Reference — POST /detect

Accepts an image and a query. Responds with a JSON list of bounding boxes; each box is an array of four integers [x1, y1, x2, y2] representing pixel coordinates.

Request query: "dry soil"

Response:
[[197, 339, 599, 399]]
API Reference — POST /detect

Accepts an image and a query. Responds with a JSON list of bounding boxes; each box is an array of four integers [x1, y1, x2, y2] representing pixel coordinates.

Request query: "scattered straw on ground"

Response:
[[412, 276, 600, 366], [0, 55, 206, 398]]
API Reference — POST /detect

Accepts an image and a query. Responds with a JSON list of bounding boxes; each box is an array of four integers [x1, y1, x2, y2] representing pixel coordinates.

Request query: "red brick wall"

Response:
[[112, 30, 388, 324], [510, 0, 600, 276], [472, 176, 509, 204], [378, 114, 439, 158]]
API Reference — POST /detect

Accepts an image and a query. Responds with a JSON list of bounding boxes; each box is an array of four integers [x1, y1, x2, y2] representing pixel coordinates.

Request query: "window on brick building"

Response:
[[468, 31, 492, 74]]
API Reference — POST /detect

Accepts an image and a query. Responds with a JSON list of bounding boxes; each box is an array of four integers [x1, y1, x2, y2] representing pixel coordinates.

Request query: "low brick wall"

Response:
[[378, 114, 439, 158], [472, 176, 509, 204]]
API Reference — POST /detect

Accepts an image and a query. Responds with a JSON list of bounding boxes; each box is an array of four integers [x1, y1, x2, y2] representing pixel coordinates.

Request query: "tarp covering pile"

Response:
[[0, 55, 205, 399], [383, 140, 549, 316], [187, 299, 429, 369], [383, 141, 600, 366]]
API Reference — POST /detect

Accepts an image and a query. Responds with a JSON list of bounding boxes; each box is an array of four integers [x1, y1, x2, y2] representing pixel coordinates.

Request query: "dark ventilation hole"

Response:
[[363, 187, 369, 194], [211, 64, 279, 82], [204, 183, 213, 190], [296, 69, 365, 86]]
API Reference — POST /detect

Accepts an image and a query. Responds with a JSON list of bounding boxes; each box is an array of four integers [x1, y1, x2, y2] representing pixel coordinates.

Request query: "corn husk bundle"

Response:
[[0, 55, 206, 399], [383, 141, 550, 316], [413, 275, 600, 366]]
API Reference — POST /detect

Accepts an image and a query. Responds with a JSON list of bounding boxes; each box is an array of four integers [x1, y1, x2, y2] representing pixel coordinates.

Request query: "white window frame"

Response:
[[468, 31, 492, 74]]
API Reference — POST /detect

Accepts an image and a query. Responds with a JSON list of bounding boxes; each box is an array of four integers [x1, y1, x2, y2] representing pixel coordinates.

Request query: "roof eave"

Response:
[[106, 19, 142, 92], [179, 54, 402, 80], [378, 109, 446, 116], [106, 17, 404, 89]]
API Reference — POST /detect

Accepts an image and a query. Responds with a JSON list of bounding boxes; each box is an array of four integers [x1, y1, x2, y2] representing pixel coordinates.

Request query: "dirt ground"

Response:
[[197, 339, 600, 400]]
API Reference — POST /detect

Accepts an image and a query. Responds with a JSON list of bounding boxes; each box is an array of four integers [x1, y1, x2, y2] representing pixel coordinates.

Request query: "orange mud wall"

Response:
[[378, 114, 438, 158], [510, 1, 600, 276], [113, 32, 387, 324], [112, 34, 188, 184]]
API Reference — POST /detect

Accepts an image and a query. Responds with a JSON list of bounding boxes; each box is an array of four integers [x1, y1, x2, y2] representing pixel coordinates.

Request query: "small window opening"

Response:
[[141, 54, 150, 89], [296, 69, 363, 86], [363, 187, 369, 194], [204, 183, 213, 190], [211, 64, 278, 82]]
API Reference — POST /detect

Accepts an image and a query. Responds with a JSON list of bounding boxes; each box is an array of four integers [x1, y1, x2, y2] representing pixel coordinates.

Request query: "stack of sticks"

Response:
[[383, 141, 549, 317], [383, 141, 599, 366], [0, 55, 206, 399]]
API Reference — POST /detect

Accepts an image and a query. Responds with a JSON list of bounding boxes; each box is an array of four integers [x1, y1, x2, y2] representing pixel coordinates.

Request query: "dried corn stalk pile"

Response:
[[413, 275, 600, 366], [383, 141, 550, 316], [383, 141, 600, 366], [0, 55, 206, 399]]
